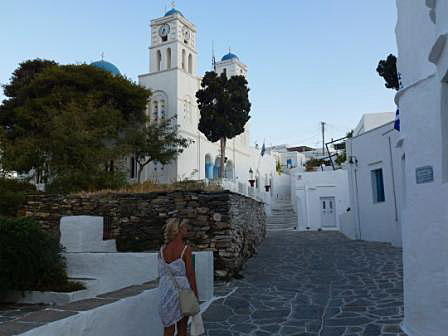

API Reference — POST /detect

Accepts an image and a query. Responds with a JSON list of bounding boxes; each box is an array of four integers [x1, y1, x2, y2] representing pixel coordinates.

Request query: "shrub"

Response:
[[0, 217, 84, 294], [79, 179, 223, 195], [0, 177, 38, 217], [46, 170, 129, 194]]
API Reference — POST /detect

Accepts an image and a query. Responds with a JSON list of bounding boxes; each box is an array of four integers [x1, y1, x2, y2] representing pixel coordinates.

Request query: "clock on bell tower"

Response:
[[148, 5, 197, 75]]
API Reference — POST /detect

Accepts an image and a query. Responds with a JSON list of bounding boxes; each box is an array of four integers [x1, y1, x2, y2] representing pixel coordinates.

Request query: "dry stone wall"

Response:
[[21, 191, 266, 278]]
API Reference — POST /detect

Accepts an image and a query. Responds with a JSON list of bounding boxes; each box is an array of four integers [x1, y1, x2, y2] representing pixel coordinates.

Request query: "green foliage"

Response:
[[126, 117, 191, 182], [275, 160, 282, 175], [0, 59, 151, 194], [335, 152, 347, 166], [376, 54, 399, 91], [0, 177, 37, 217], [305, 158, 325, 172], [196, 71, 251, 177], [0, 217, 84, 293], [196, 72, 251, 142]]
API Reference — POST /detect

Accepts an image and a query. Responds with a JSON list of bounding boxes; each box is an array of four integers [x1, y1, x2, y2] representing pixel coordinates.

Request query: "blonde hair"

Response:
[[164, 218, 180, 243]]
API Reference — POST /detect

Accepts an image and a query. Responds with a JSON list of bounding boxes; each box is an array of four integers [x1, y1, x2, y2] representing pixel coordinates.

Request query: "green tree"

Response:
[[126, 117, 191, 182], [196, 71, 251, 178], [0, 59, 151, 193], [376, 54, 400, 91]]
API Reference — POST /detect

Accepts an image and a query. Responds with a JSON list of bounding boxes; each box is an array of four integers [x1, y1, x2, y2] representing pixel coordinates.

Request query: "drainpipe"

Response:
[[353, 168, 362, 240], [388, 136, 399, 222]]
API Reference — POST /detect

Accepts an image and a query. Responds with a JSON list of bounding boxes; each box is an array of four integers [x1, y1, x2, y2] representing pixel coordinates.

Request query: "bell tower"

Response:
[[149, 4, 197, 76], [215, 50, 248, 78]]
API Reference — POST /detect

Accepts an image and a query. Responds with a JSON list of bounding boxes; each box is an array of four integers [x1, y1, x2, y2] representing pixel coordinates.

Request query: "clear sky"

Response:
[[0, 1, 397, 148]]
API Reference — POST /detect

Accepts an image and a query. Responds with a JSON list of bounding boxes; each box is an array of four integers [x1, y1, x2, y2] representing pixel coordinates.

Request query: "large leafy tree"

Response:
[[126, 117, 191, 182], [196, 71, 251, 178], [0, 59, 151, 193], [376, 54, 400, 91]]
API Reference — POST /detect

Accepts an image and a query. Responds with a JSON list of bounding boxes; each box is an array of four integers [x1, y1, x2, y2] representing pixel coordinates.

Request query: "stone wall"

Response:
[[21, 191, 266, 278]]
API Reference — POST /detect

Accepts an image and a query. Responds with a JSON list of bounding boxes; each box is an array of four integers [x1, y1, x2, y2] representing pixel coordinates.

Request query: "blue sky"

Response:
[[0, 1, 397, 148]]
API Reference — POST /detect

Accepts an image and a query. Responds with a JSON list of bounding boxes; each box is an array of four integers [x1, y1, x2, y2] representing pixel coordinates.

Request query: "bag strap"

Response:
[[180, 245, 188, 259]]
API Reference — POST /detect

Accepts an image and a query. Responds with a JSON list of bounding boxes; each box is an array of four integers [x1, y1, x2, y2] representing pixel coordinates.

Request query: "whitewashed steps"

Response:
[[267, 200, 297, 231]]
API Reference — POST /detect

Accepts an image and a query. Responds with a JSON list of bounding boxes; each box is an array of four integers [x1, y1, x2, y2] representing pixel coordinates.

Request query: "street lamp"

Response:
[[248, 168, 255, 187]]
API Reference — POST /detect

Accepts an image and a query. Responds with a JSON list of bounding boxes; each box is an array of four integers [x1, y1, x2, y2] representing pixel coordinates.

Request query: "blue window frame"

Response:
[[371, 168, 385, 203]]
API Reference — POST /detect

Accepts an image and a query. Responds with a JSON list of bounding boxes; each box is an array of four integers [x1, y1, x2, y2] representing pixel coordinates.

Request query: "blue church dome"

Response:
[[90, 60, 121, 76], [221, 52, 239, 61], [164, 8, 184, 17]]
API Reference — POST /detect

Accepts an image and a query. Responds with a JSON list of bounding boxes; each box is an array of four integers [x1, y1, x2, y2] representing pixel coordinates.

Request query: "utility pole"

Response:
[[321, 121, 326, 156]]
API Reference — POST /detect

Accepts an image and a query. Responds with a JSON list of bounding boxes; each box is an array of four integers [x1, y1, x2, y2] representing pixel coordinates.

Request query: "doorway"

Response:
[[320, 197, 337, 228]]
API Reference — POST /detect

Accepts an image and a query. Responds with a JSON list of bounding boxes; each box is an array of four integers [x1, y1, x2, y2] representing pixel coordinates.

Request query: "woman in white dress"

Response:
[[159, 219, 198, 336]]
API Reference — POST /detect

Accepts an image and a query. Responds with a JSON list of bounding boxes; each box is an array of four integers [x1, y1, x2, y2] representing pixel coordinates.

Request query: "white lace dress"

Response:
[[158, 245, 191, 327]]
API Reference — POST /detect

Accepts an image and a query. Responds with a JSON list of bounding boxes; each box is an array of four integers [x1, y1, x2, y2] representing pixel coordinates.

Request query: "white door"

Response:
[[320, 197, 337, 228]]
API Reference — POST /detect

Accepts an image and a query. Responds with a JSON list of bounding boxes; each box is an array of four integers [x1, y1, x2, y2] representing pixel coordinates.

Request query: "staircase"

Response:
[[267, 200, 298, 231]]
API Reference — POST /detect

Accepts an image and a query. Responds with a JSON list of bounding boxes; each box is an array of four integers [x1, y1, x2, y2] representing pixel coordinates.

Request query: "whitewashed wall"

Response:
[[292, 170, 349, 231], [272, 173, 291, 202], [395, 1, 448, 335], [21, 289, 163, 336], [346, 121, 403, 247]]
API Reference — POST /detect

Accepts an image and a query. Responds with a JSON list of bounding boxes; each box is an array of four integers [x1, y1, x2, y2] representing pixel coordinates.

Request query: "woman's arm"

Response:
[[184, 246, 198, 298]]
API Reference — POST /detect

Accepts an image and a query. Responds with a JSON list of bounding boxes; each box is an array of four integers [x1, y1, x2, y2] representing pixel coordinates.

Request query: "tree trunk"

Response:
[[220, 138, 226, 178]]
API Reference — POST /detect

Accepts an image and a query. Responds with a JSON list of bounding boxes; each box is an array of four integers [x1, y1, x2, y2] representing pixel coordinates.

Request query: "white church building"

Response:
[[135, 7, 277, 194]]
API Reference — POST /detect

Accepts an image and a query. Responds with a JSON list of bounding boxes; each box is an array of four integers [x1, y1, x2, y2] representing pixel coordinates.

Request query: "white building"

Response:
[[343, 118, 403, 247], [353, 112, 395, 136], [292, 170, 349, 231], [136, 7, 277, 194], [267, 145, 306, 172], [395, 1, 448, 335]]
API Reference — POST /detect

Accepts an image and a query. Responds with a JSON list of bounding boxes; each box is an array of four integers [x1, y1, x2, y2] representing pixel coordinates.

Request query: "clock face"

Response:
[[158, 24, 170, 38]]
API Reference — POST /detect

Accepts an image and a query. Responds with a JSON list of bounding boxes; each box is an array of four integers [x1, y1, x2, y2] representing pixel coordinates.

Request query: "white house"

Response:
[[353, 112, 395, 136], [291, 170, 349, 231], [267, 144, 306, 172], [395, 1, 448, 335], [343, 118, 403, 247]]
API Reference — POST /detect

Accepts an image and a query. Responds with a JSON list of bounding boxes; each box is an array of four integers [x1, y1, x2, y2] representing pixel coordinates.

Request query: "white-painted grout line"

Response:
[[188, 286, 239, 326], [317, 283, 333, 336]]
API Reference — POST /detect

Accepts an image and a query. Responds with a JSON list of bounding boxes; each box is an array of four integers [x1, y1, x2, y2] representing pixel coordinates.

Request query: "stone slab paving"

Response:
[[203, 231, 407, 336]]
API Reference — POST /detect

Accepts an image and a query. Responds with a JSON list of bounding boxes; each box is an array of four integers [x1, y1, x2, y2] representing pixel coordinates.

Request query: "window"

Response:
[[157, 50, 162, 71], [160, 100, 166, 120], [371, 168, 385, 203], [223, 68, 227, 76], [287, 159, 292, 168], [182, 49, 186, 70], [166, 48, 172, 69], [130, 157, 136, 179], [188, 54, 192, 74], [153, 101, 159, 121]]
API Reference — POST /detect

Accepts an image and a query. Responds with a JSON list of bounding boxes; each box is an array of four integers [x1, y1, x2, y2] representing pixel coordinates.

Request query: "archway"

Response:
[[224, 161, 234, 179], [205, 154, 213, 180], [213, 157, 221, 179]]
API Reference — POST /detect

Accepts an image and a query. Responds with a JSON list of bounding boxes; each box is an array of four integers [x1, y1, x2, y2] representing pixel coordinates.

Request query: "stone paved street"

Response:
[[203, 231, 406, 336]]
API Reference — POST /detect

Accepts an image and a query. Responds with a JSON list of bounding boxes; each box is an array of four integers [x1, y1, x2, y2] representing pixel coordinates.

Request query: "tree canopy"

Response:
[[126, 117, 191, 182], [196, 71, 251, 178], [376, 54, 400, 91], [0, 59, 151, 193]]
